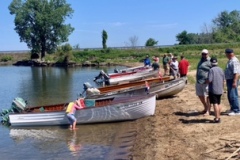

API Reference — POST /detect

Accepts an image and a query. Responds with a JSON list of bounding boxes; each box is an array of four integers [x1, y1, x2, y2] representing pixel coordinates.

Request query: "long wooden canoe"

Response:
[[87, 77, 186, 99], [98, 76, 171, 94]]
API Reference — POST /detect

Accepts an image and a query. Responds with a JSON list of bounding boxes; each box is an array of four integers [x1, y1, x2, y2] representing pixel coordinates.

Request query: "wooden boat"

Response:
[[94, 68, 155, 85], [98, 76, 171, 93], [87, 77, 186, 99], [108, 70, 159, 85], [8, 94, 156, 127], [113, 65, 150, 73]]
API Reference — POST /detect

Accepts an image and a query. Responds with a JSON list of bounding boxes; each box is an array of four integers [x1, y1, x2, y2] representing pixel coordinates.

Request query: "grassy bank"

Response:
[[1, 43, 240, 68]]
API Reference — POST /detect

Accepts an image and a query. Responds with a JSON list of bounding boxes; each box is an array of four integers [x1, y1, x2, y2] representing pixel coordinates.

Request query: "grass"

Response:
[[2, 43, 240, 68]]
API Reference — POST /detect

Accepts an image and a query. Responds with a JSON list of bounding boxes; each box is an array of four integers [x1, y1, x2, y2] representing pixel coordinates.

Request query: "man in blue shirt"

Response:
[[225, 49, 240, 116], [144, 55, 151, 67]]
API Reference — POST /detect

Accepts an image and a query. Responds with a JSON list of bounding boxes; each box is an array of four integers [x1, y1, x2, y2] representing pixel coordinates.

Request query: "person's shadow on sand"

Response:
[[175, 112, 217, 124], [174, 111, 202, 117], [178, 118, 213, 124]]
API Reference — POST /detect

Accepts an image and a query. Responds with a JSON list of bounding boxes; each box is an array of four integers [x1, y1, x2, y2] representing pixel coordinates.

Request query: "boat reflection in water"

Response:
[[9, 123, 132, 160]]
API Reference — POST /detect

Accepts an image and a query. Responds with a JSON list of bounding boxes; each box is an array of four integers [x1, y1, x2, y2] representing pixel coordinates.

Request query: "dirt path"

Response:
[[132, 83, 240, 160]]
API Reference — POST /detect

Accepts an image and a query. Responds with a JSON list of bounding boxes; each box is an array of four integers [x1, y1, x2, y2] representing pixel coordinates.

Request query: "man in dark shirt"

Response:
[[196, 49, 211, 115]]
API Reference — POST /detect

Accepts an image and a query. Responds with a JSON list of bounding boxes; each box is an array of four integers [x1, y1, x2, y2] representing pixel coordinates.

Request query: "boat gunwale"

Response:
[[9, 94, 156, 115]]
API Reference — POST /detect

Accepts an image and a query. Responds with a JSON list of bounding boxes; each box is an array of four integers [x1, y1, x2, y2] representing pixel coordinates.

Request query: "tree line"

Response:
[[176, 10, 240, 45]]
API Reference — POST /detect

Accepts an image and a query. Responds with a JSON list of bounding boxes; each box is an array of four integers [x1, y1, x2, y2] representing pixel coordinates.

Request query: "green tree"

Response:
[[56, 43, 73, 63], [212, 10, 240, 42], [145, 38, 158, 46], [176, 31, 201, 44], [9, 0, 74, 60], [102, 30, 108, 49], [176, 30, 189, 44]]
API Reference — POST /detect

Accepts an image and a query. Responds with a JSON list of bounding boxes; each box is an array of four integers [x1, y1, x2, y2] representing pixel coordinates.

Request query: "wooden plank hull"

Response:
[[98, 76, 171, 93], [9, 94, 156, 127], [88, 77, 186, 99]]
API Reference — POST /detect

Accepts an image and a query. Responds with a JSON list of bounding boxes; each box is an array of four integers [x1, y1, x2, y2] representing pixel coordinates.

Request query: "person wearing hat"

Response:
[[206, 57, 225, 123], [144, 54, 151, 67], [225, 49, 240, 115], [196, 49, 211, 115]]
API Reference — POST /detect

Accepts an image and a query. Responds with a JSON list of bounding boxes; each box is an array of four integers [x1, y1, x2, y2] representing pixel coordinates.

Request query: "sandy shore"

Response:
[[131, 74, 240, 160]]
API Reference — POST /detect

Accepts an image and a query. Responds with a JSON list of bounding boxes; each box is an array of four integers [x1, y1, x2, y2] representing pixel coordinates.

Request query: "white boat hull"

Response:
[[9, 95, 156, 127], [108, 70, 158, 85]]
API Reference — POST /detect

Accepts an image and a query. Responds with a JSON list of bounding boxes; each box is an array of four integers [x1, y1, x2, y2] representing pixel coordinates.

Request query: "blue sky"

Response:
[[0, 0, 240, 51]]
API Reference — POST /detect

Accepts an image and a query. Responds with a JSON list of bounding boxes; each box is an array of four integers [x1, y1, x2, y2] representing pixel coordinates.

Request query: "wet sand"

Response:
[[131, 77, 240, 160]]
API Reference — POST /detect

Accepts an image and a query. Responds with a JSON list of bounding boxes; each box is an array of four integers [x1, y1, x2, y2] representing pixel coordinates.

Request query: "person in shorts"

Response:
[[162, 54, 170, 76], [207, 57, 225, 123], [196, 49, 211, 115], [169, 56, 179, 79], [66, 99, 84, 130]]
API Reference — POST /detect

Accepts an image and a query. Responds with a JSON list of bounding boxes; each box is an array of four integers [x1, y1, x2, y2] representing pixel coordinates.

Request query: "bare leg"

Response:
[[198, 96, 210, 115], [72, 121, 78, 130], [213, 104, 221, 122], [219, 105, 222, 113], [213, 104, 217, 119], [207, 96, 211, 114]]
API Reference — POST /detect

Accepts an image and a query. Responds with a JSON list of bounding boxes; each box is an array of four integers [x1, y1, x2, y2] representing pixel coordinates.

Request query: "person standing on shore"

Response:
[[179, 55, 189, 77], [196, 49, 211, 115], [169, 56, 179, 79], [144, 55, 151, 67], [162, 54, 170, 76], [207, 58, 225, 123], [225, 49, 240, 116], [153, 55, 159, 63]]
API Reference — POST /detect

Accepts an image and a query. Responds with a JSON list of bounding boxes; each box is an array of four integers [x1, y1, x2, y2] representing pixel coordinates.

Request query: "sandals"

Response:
[[213, 118, 221, 123]]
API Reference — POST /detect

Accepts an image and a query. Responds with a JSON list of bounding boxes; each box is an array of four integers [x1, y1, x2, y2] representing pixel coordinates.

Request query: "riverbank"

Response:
[[1, 43, 240, 68], [131, 72, 240, 160]]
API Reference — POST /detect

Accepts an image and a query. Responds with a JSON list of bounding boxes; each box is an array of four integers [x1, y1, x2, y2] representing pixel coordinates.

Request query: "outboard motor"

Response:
[[114, 68, 120, 73], [1, 97, 28, 125], [83, 82, 100, 96], [11, 97, 28, 113], [93, 70, 110, 82], [83, 82, 93, 91]]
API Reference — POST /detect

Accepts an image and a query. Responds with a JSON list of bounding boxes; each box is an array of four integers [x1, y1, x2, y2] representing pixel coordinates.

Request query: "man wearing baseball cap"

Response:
[[207, 57, 225, 123], [196, 49, 211, 115], [225, 49, 240, 115]]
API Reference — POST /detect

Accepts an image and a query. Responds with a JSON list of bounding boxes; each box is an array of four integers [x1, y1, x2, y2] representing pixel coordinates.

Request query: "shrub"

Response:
[[1, 55, 13, 62]]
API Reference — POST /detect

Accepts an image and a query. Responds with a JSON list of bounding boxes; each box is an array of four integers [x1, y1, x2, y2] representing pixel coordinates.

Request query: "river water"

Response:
[[0, 66, 136, 160]]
